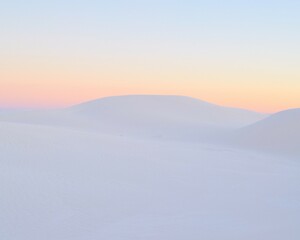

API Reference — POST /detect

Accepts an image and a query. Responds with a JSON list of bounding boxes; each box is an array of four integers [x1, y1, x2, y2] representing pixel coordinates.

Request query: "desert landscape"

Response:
[[1, 1, 299, 239], [1, 95, 299, 239]]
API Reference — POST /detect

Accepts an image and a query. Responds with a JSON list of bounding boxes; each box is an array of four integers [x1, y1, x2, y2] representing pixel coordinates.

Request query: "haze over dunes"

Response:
[[0, 95, 298, 158], [0, 95, 266, 140]]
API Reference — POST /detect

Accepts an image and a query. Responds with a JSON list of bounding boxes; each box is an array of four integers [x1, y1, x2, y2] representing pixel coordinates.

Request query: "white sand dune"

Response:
[[1, 95, 299, 240], [0, 95, 266, 140], [229, 108, 300, 158]]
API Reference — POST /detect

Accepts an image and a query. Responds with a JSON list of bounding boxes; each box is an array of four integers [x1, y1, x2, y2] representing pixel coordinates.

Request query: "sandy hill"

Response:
[[0, 95, 266, 140], [230, 108, 300, 158]]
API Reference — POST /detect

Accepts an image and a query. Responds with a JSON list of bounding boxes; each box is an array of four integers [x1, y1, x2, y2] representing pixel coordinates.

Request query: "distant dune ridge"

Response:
[[0, 95, 266, 139], [1, 95, 300, 240], [68, 95, 266, 127], [0, 95, 299, 158], [1, 95, 299, 157]]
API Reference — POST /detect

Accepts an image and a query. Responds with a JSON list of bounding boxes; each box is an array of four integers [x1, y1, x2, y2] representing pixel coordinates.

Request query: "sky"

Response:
[[1, 0, 299, 113]]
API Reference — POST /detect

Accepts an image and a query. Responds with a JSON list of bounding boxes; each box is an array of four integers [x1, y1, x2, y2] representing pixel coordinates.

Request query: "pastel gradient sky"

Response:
[[1, 0, 299, 112]]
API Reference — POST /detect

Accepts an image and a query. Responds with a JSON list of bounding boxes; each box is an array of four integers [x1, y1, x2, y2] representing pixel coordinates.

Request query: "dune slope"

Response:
[[1, 121, 300, 240], [230, 108, 300, 158]]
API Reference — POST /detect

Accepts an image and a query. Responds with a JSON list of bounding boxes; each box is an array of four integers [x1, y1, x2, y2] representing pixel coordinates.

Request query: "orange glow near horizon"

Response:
[[1, 76, 299, 113], [1, 57, 299, 113]]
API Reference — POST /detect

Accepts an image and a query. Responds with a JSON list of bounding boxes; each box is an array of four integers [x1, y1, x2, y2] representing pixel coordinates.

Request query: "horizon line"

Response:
[[1, 94, 298, 115]]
